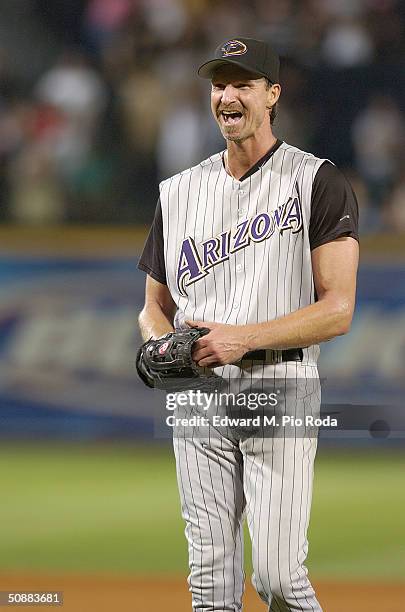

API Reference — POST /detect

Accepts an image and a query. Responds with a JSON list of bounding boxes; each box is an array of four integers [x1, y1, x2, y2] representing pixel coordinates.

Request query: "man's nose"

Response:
[[221, 84, 238, 105]]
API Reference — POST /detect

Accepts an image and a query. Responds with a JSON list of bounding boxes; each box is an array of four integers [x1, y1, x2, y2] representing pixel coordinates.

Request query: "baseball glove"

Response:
[[136, 327, 221, 392]]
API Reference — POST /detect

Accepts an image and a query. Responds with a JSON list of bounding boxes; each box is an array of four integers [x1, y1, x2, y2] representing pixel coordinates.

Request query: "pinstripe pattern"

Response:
[[165, 142, 324, 611]]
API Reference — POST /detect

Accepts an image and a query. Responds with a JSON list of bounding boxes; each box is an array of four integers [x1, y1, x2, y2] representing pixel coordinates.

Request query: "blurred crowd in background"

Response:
[[0, 0, 404, 229]]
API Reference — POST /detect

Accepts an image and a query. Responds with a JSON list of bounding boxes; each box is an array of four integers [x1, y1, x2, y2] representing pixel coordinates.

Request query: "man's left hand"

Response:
[[185, 320, 251, 367]]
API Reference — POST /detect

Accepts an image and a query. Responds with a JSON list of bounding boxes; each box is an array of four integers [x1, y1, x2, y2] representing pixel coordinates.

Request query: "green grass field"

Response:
[[0, 444, 404, 580]]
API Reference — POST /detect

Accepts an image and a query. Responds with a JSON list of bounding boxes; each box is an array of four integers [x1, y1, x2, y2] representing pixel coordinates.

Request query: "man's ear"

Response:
[[266, 83, 281, 109]]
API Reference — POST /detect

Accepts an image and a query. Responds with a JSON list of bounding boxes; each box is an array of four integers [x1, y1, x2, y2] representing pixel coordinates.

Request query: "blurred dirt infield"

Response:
[[0, 573, 404, 612]]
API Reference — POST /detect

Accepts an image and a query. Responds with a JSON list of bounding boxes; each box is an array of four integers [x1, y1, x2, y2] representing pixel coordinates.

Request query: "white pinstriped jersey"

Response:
[[159, 142, 327, 370]]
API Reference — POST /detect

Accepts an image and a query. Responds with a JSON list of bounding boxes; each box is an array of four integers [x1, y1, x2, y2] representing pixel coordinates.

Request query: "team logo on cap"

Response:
[[221, 39, 247, 57]]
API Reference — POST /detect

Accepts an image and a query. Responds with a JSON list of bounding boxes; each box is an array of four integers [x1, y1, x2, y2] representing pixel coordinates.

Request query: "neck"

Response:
[[225, 131, 277, 180]]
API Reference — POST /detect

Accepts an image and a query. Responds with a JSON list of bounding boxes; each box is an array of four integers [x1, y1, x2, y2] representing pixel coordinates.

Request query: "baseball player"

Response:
[[138, 37, 359, 611]]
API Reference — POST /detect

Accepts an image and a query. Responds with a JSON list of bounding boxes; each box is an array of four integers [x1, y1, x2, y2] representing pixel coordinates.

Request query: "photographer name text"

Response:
[[166, 415, 338, 428]]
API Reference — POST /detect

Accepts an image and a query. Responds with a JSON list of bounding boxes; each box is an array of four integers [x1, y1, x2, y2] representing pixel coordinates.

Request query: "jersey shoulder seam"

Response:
[[280, 142, 327, 165]]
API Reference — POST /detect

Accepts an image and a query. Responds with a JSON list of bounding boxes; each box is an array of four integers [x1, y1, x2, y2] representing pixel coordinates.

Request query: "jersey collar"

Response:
[[222, 139, 283, 182]]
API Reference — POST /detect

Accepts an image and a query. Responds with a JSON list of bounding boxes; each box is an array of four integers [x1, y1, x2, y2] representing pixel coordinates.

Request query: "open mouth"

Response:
[[221, 111, 243, 125]]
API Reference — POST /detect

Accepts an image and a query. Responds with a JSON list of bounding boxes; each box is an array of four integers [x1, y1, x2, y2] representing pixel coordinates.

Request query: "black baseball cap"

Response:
[[198, 37, 280, 83]]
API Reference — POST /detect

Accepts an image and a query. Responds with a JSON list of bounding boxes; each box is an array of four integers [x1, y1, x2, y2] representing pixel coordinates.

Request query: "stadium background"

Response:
[[0, 1, 404, 611]]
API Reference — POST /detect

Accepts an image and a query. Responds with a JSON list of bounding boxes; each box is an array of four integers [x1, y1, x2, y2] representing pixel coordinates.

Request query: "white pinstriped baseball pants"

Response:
[[173, 420, 323, 611]]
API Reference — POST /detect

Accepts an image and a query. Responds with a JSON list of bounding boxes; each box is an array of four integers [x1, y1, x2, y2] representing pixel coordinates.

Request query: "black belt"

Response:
[[241, 348, 303, 363]]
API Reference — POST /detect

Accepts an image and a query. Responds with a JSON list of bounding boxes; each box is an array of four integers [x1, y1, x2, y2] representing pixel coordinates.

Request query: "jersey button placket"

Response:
[[233, 185, 245, 317], [237, 185, 246, 218]]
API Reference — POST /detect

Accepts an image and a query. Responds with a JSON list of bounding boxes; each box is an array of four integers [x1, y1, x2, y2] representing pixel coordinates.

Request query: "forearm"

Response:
[[244, 297, 353, 351], [138, 303, 175, 341]]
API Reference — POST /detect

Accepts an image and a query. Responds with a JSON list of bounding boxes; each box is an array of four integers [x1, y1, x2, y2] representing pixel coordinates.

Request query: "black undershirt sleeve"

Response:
[[309, 162, 359, 250], [138, 198, 167, 284]]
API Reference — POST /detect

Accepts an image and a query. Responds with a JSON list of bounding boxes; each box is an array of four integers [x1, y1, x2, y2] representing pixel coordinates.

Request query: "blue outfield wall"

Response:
[[0, 256, 404, 443]]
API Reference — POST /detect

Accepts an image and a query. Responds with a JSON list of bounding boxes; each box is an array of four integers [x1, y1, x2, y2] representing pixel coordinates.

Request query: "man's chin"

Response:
[[221, 128, 245, 143]]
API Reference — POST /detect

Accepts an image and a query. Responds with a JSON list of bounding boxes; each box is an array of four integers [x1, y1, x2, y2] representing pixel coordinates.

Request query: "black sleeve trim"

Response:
[[310, 162, 359, 251], [137, 198, 167, 284], [137, 262, 167, 285], [311, 230, 358, 251]]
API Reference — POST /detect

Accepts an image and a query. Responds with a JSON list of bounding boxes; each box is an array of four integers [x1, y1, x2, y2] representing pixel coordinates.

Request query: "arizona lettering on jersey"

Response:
[[176, 196, 302, 296]]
